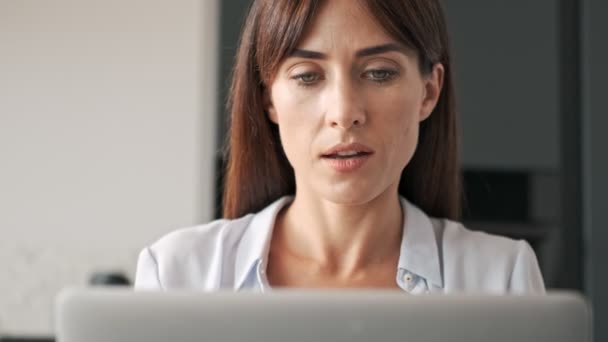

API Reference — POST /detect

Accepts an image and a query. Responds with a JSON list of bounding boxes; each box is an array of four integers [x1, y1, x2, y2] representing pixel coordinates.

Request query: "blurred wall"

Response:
[[441, 0, 559, 170], [584, 0, 608, 339], [0, 0, 218, 334]]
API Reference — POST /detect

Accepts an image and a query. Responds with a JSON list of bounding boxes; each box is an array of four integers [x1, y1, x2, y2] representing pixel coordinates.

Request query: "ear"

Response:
[[419, 63, 445, 122], [263, 86, 278, 124]]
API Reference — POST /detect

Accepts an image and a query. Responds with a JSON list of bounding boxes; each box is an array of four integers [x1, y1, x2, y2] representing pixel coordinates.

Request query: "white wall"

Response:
[[0, 0, 218, 335]]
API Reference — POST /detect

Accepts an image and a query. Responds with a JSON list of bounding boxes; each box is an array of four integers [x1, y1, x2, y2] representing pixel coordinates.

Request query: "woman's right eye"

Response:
[[292, 72, 321, 87]]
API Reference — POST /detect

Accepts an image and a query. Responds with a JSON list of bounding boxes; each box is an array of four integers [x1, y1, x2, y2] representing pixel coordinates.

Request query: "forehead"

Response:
[[296, 0, 396, 51]]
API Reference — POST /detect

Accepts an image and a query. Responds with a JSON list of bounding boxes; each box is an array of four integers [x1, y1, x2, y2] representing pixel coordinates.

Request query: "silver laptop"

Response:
[[55, 288, 591, 342]]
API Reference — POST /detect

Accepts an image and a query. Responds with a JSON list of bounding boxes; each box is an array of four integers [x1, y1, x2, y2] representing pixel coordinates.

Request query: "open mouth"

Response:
[[320, 143, 374, 172], [321, 150, 374, 173], [322, 151, 373, 159]]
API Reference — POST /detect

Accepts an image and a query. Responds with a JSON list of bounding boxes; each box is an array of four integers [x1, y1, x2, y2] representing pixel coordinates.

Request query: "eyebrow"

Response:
[[289, 43, 408, 60]]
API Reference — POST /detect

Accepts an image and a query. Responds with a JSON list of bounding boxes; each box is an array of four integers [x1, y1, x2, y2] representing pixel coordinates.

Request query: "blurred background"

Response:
[[0, 0, 606, 341]]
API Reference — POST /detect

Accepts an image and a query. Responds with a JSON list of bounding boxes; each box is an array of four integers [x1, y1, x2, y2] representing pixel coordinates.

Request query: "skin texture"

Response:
[[265, 0, 444, 288]]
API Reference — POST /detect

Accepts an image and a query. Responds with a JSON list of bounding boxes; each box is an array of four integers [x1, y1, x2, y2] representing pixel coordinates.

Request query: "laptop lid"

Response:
[[55, 288, 591, 342]]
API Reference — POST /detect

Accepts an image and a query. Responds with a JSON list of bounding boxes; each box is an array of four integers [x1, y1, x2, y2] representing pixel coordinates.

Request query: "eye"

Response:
[[364, 69, 398, 83], [292, 72, 322, 87]]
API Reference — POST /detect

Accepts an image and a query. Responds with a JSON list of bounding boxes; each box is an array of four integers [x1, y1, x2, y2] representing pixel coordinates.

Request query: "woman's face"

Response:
[[266, 0, 443, 205]]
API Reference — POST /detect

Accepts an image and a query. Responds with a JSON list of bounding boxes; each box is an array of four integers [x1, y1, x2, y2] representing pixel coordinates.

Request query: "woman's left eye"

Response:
[[364, 69, 398, 82]]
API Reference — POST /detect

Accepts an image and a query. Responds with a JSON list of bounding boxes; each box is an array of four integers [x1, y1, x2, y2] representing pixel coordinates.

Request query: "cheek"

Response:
[[271, 85, 323, 167], [367, 87, 422, 165], [386, 113, 420, 170], [370, 86, 421, 131]]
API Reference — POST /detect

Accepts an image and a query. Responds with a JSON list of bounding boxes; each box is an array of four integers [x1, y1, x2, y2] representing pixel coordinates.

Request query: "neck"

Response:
[[274, 186, 404, 278]]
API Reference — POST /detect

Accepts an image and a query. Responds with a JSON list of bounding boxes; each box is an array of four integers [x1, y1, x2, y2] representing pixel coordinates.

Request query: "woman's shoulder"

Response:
[[134, 214, 256, 289], [436, 218, 528, 256], [152, 214, 254, 258], [432, 218, 545, 293], [134, 196, 291, 290]]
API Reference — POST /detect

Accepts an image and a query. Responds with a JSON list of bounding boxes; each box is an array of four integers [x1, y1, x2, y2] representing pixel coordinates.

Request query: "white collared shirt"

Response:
[[135, 196, 545, 294]]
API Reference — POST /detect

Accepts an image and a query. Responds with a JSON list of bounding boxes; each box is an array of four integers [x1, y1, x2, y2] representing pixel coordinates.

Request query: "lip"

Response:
[[322, 153, 372, 173], [320, 142, 375, 157], [320, 142, 375, 173]]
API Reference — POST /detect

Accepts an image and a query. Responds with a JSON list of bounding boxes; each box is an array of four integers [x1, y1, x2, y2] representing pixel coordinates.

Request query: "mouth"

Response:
[[320, 142, 374, 172], [322, 151, 373, 159], [321, 142, 375, 158]]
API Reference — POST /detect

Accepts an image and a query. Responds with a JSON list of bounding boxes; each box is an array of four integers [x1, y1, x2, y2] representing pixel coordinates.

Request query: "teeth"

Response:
[[336, 151, 359, 157]]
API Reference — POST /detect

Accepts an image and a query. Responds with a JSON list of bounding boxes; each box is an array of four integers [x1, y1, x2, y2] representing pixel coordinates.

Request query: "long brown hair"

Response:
[[223, 0, 461, 220]]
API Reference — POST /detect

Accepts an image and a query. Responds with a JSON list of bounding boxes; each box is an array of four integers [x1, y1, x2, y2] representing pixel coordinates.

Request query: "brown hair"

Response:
[[223, 0, 461, 220]]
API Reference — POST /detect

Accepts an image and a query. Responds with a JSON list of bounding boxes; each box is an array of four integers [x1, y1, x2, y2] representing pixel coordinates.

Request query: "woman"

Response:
[[135, 0, 545, 294]]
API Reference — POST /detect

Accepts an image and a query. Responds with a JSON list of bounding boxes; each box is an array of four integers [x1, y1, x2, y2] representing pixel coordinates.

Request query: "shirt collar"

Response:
[[234, 196, 292, 290], [398, 197, 443, 288], [233, 196, 443, 290]]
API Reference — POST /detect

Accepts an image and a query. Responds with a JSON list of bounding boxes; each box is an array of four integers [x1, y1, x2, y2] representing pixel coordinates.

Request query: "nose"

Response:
[[325, 77, 366, 130]]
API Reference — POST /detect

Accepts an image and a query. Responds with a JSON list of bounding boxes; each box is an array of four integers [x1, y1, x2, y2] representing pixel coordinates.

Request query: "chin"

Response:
[[318, 183, 387, 207]]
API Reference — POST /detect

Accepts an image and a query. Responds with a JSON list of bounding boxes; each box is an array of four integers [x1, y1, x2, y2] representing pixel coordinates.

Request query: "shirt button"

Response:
[[403, 272, 414, 283]]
